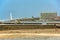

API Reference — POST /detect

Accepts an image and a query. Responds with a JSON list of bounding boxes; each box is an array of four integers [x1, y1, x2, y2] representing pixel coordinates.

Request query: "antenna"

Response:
[[10, 12, 13, 20]]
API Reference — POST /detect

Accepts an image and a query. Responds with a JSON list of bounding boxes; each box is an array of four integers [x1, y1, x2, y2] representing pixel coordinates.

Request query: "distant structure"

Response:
[[54, 16, 60, 21], [17, 17, 40, 21], [40, 12, 57, 21], [2, 12, 60, 25], [10, 12, 13, 20]]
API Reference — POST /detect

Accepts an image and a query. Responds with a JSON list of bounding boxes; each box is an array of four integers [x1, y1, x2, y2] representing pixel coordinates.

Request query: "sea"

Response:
[[0, 37, 60, 40]]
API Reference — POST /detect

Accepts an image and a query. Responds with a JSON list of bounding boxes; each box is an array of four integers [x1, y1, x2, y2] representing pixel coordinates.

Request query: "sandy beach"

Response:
[[0, 33, 60, 38], [0, 29, 60, 38]]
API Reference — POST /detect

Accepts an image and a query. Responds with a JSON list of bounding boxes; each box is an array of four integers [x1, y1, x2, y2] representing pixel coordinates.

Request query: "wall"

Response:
[[0, 25, 56, 30]]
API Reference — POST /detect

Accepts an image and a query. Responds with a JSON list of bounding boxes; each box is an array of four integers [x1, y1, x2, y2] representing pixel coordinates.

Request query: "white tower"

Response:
[[10, 12, 13, 20]]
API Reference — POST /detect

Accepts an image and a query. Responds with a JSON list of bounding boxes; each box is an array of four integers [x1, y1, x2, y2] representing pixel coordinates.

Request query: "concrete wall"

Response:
[[0, 25, 56, 30]]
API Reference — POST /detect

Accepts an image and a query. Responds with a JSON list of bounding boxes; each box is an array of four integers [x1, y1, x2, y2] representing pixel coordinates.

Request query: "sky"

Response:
[[0, 0, 60, 20]]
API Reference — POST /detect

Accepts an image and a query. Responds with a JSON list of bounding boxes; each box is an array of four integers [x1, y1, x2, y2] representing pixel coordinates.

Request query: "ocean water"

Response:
[[0, 37, 60, 40]]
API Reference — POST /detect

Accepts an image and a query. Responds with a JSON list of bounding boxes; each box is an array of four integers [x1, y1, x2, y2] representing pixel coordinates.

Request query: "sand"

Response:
[[0, 29, 60, 38]]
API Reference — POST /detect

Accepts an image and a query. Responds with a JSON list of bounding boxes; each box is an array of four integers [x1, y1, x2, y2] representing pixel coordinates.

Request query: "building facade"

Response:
[[40, 12, 57, 21]]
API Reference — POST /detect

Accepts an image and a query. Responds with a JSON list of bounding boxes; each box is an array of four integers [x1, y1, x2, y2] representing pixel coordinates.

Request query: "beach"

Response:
[[0, 29, 60, 38], [0, 29, 60, 40]]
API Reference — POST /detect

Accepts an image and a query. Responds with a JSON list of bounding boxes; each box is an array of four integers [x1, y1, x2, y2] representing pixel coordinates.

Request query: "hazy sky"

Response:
[[0, 0, 60, 20]]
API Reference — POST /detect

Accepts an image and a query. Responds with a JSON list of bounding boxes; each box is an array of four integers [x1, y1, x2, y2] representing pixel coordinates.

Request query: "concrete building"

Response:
[[40, 12, 57, 21], [54, 16, 60, 21]]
